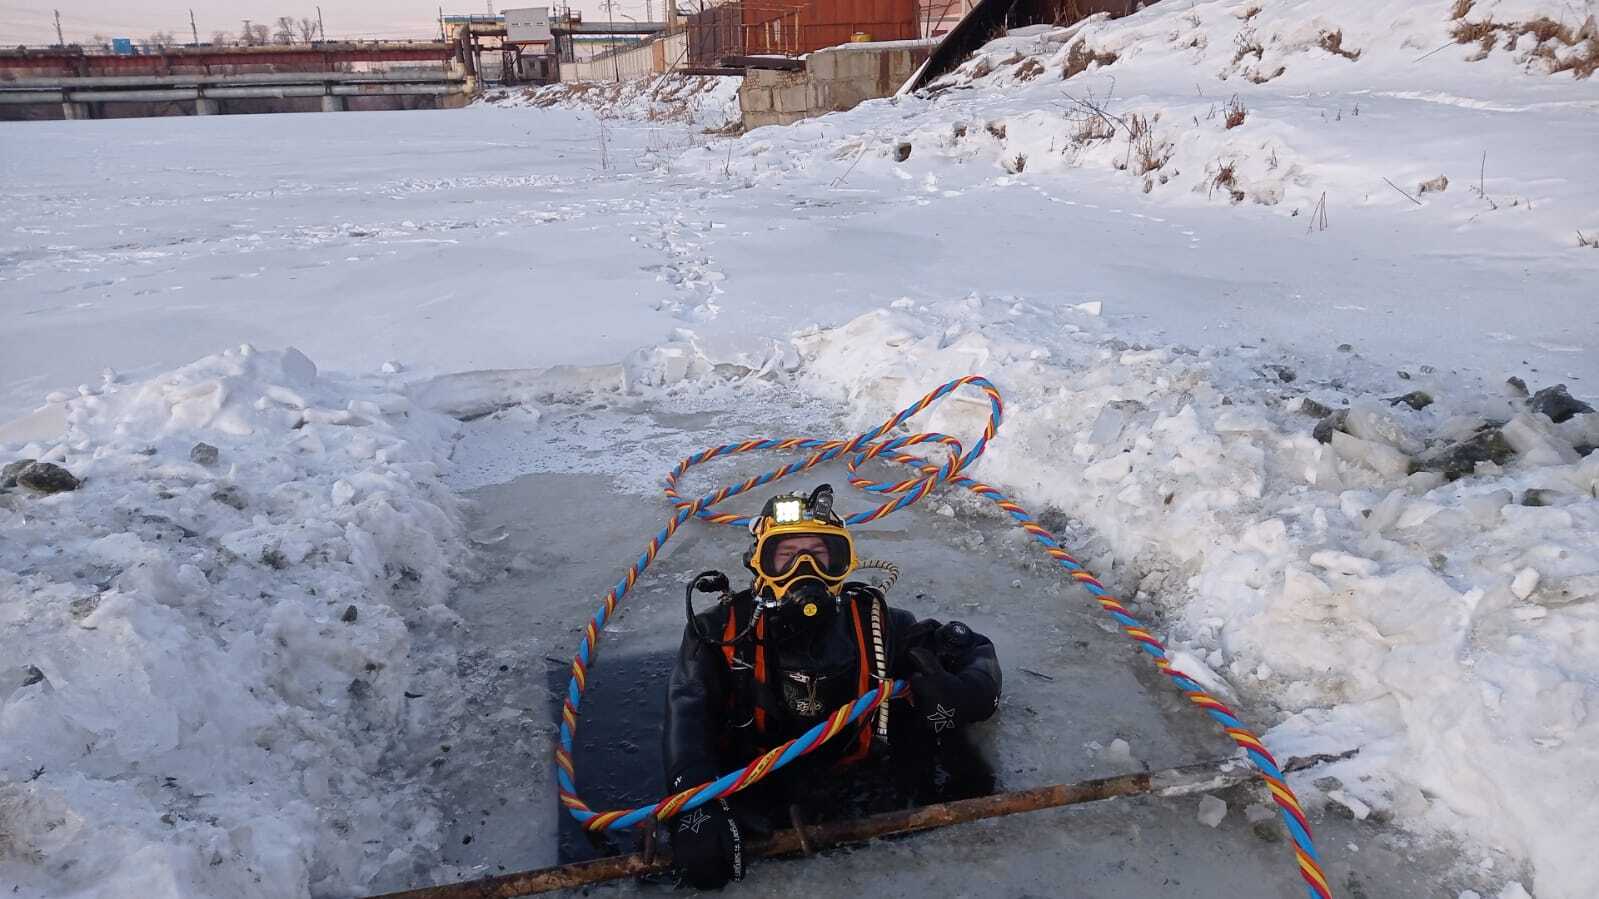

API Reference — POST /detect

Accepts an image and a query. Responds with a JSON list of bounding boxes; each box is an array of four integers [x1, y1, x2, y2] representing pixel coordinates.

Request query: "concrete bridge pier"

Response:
[[195, 96, 219, 115], [321, 93, 345, 113], [61, 100, 91, 119]]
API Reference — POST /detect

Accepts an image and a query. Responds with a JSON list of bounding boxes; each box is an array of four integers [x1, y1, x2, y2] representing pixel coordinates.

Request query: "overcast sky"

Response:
[[1, 1, 665, 45]]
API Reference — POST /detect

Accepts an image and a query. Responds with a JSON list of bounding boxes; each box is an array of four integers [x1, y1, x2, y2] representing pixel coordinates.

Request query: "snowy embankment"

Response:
[[1, 348, 470, 897], [635, 289, 1599, 897], [676, 0, 1597, 248], [483, 73, 743, 131]]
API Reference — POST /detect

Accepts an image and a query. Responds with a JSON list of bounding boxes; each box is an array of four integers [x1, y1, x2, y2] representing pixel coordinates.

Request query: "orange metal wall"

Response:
[[742, 0, 919, 55]]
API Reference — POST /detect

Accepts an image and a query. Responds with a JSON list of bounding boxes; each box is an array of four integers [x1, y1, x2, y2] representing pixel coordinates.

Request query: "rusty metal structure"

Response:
[[686, 0, 920, 66], [362, 752, 1336, 899], [0, 42, 457, 79], [907, 0, 1137, 90]]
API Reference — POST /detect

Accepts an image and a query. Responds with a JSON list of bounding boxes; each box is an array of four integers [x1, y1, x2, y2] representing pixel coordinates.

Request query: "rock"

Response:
[[1416, 425, 1515, 481], [1263, 364, 1296, 383], [1297, 397, 1333, 418], [1520, 488, 1558, 507], [1252, 821, 1282, 842], [380, 360, 403, 374], [347, 678, 371, 700], [190, 442, 219, 466], [22, 665, 45, 687], [341, 604, 359, 623], [2, 458, 36, 488], [1337, 343, 1353, 352], [1510, 568, 1540, 600], [1417, 174, 1448, 194], [1313, 410, 1349, 444], [1388, 391, 1433, 411], [17, 462, 79, 494], [1528, 384, 1594, 424], [894, 142, 912, 162], [212, 487, 247, 510], [1197, 794, 1228, 828], [1505, 376, 1529, 397]]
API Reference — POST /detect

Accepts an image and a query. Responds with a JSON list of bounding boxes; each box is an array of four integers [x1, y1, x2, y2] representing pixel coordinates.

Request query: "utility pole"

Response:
[[189, 9, 199, 46], [602, 0, 620, 82], [316, 5, 325, 40], [53, 9, 64, 47], [438, 6, 445, 41]]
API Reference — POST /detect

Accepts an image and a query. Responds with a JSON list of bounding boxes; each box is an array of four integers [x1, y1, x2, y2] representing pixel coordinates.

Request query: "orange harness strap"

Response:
[[841, 598, 874, 764]]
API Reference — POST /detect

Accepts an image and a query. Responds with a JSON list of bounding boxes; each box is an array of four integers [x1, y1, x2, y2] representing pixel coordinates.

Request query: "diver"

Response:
[[662, 484, 1003, 888]]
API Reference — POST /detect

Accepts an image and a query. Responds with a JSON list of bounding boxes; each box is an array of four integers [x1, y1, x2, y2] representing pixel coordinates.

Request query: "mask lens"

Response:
[[760, 533, 852, 580]]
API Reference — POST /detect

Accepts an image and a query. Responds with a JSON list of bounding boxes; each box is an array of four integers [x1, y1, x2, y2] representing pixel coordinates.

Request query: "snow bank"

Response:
[[0, 346, 470, 898], [484, 73, 743, 131], [672, 0, 1598, 247], [702, 296, 1595, 897]]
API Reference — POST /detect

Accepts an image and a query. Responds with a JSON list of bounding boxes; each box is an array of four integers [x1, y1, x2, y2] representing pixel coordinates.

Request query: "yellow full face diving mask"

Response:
[[747, 487, 856, 602]]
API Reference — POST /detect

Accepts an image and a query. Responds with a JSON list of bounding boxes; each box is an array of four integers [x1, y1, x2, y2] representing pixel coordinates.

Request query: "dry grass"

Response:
[[1319, 29, 1362, 60], [1233, 26, 1264, 64], [1578, 230, 1598, 248], [1451, 0, 1474, 20], [1072, 114, 1115, 143], [1014, 58, 1046, 81], [1246, 65, 1287, 83], [1064, 42, 1120, 78], [1453, 15, 1597, 77], [1224, 95, 1247, 129], [986, 120, 1007, 140], [1211, 161, 1247, 204], [1003, 153, 1028, 174]]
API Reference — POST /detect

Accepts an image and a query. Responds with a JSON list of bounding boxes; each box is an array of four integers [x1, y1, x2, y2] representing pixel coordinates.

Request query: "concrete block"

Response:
[[773, 85, 811, 114], [808, 50, 837, 80], [740, 86, 772, 113], [194, 97, 220, 115], [60, 101, 91, 120], [321, 94, 346, 112]]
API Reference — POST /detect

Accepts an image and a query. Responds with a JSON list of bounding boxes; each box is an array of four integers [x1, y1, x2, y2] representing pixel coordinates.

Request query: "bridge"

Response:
[[0, 42, 469, 118]]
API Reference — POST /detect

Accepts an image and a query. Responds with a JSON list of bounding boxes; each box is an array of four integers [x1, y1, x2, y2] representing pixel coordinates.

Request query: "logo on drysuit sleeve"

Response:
[[679, 808, 711, 834], [926, 704, 957, 733]]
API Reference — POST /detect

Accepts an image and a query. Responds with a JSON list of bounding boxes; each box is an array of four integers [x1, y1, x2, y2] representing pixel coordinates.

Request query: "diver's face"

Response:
[[769, 534, 831, 572]]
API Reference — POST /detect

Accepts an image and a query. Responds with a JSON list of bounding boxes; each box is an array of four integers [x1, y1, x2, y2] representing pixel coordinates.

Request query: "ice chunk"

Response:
[[1501, 414, 1581, 467], [1497, 883, 1532, 899], [1327, 789, 1371, 820], [1330, 431, 1412, 479], [1510, 567, 1540, 600], [1308, 550, 1379, 577], [1197, 795, 1227, 828], [1103, 737, 1138, 770], [280, 346, 319, 385]]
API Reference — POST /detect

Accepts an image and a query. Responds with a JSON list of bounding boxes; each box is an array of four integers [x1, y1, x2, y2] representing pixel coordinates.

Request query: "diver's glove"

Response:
[[669, 793, 745, 889], [907, 641, 997, 734]]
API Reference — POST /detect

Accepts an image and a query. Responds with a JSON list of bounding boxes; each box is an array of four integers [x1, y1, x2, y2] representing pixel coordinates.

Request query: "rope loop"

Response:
[[553, 376, 1330, 898]]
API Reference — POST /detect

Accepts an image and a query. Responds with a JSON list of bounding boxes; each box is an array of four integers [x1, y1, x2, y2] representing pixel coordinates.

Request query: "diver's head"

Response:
[[745, 484, 856, 616]]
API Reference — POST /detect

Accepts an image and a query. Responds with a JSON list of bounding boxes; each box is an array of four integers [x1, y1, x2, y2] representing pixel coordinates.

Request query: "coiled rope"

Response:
[[553, 375, 1331, 899]]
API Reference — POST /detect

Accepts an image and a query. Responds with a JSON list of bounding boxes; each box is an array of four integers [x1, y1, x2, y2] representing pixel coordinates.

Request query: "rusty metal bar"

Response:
[[364, 754, 1280, 899]]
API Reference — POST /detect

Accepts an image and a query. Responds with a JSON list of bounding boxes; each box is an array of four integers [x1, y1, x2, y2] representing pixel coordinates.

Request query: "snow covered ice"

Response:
[[4, 1, 1599, 897]]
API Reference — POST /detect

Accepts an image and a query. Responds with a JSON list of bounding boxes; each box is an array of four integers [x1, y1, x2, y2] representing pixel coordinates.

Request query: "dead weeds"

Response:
[[1064, 42, 1120, 78]]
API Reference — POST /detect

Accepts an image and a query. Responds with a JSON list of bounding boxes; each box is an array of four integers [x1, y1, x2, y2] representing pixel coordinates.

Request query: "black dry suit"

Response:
[[661, 583, 1002, 888]]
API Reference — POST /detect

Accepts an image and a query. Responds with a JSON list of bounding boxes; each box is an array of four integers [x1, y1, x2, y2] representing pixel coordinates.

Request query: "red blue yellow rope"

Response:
[[552, 375, 1330, 898]]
